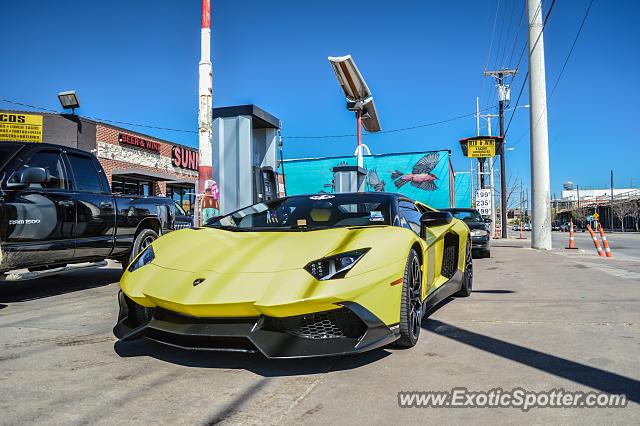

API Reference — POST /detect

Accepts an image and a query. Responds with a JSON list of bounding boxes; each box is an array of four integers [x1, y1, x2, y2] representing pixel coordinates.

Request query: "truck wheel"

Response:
[[128, 229, 159, 267]]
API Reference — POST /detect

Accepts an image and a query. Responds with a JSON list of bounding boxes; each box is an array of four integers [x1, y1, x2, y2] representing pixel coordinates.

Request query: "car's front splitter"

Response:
[[114, 292, 400, 359]]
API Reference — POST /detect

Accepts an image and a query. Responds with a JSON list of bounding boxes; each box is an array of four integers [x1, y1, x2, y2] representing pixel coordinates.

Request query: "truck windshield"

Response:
[[205, 194, 391, 231], [0, 144, 21, 170]]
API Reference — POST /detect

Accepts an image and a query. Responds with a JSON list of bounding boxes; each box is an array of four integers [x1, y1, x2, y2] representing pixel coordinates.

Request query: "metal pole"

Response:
[[475, 97, 480, 199], [278, 129, 287, 196], [476, 97, 480, 136], [527, 0, 552, 249], [356, 110, 363, 168], [498, 76, 508, 238], [610, 170, 614, 230], [487, 116, 496, 238], [197, 0, 213, 226]]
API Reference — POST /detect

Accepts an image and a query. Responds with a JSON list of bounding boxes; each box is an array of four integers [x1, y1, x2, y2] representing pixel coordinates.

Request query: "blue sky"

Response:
[[1, 0, 638, 196]]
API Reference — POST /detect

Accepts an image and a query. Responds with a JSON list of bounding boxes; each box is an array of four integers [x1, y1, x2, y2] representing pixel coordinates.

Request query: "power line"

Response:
[[504, 0, 557, 137], [1, 98, 198, 134], [496, 0, 518, 69], [549, 0, 594, 98], [510, 0, 595, 149], [506, 0, 527, 67], [283, 107, 495, 139], [1, 98, 58, 113], [2, 96, 496, 141]]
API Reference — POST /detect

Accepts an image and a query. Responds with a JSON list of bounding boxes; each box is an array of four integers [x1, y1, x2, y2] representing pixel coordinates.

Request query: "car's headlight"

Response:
[[304, 248, 370, 280], [128, 245, 155, 272], [471, 229, 489, 237]]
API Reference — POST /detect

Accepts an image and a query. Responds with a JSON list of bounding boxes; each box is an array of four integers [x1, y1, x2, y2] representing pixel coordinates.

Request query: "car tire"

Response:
[[395, 249, 423, 348], [483, 249, 491, 258], [455, 240, 473, 297], [127, 228, 159, 268]]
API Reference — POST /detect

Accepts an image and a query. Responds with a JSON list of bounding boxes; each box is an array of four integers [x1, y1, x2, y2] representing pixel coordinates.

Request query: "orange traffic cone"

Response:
[[566, 219, 578, 249], [586, 224, 604, 257], [597, 223, 613, 258]]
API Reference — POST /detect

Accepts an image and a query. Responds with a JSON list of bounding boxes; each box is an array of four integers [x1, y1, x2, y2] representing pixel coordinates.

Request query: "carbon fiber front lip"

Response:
[[114, 294, 399, 359]]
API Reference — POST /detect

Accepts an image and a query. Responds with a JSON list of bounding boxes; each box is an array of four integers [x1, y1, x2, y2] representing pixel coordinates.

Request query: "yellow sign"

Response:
[[593, 213, 599, 221], [0, 112, 43, 142], [467, 138, 496, 158]]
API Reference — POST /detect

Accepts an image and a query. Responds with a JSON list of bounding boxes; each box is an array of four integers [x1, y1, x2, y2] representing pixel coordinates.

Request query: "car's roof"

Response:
[[0, 141, 89, 156]]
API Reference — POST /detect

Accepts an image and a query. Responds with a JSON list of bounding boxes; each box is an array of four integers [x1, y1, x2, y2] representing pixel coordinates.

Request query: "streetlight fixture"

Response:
[[57, 90, 80, 113], [328, 55, 381, 168]]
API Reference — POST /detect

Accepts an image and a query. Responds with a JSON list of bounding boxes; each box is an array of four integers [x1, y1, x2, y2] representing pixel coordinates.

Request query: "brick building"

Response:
[[1, 110, 198, 213]]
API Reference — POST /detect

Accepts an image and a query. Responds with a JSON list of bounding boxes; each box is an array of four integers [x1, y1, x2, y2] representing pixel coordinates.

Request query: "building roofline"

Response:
[[0, 108, 197, 151]]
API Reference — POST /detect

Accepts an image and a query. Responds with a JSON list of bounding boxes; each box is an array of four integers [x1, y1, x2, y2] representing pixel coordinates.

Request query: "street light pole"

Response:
[[527, 0, 552, 249]]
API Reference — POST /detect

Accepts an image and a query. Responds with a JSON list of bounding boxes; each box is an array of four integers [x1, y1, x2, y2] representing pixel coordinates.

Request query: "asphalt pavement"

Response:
[[1, 240, 639, 425]]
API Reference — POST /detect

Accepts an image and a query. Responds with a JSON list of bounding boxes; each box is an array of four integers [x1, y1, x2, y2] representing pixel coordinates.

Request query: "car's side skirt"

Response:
[[422, 268, 463, 313]]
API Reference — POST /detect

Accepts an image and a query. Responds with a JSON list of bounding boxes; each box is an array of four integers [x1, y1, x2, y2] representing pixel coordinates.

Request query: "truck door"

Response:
[[0, 147, 76, 270], [65, 151, 115, 259]]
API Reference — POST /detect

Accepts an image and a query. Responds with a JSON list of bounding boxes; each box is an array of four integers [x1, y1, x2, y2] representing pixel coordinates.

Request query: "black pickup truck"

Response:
[[0, 142, 190, 279]]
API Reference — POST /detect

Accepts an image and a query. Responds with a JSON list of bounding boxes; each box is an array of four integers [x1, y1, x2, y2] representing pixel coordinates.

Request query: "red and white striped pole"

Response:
[[196, 0, 213, 226]]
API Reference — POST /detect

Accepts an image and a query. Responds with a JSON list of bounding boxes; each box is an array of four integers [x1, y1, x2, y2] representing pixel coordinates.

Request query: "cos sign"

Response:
[[172, 146, 199, 171]]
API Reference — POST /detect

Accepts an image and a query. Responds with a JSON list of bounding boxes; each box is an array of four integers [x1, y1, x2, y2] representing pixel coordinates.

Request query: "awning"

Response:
[[112, 168, 179, 182], [167, 179, 196, 186]]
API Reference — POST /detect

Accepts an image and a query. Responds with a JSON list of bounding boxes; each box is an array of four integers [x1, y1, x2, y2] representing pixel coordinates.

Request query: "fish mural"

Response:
[[390, 152, 439, 191]]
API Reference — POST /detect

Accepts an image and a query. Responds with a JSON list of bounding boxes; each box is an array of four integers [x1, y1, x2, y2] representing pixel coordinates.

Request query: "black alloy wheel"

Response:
[[456, 240, 473, 297], [396, 249, 423, 348]]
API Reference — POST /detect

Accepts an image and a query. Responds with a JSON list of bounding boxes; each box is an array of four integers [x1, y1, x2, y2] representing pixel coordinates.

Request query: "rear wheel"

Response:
[[396, 249, 423, 348], [455, 240, 473, 297]]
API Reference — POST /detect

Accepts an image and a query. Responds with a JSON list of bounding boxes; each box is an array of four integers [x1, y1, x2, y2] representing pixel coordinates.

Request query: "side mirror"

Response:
[[6, 167, 50, 189], [484, 217, 492, 223], [420, 210, 453, 228], [21, 167, 50, 185]]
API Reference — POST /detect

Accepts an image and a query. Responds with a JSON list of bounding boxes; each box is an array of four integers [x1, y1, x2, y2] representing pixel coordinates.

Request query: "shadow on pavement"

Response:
[[472, 290, 516, 294], [113, 339, 390, 377], [0, 267, 121, 303], [424, 319, 640, 403]]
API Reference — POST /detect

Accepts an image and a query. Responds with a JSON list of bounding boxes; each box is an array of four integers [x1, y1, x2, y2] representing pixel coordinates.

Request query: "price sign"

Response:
[[475, 189, 492, 216], [467, 138, 496, 158]]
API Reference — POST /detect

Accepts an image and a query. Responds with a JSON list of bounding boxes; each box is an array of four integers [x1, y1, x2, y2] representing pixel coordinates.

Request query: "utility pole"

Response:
[[480, 112, 499, 238], [484, 68, 517, 238], [526, 0, 552, 249], [610, 170, 614, 231], [476, 97, 482, 193]]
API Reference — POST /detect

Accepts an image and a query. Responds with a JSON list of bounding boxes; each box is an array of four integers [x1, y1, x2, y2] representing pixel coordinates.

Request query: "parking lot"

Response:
[[1, 238, 639, 425]]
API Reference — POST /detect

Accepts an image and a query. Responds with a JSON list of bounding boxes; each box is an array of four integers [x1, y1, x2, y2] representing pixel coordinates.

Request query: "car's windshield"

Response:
[[205, 194, 391, 231], [447, 210, 484, 222]]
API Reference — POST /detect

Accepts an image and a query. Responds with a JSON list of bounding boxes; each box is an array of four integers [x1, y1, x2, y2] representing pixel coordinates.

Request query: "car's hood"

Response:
[[150, 226, 403, 273]]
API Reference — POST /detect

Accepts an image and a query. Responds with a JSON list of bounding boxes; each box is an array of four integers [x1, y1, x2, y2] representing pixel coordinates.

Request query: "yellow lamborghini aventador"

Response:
[[114, 192, 472, 358]]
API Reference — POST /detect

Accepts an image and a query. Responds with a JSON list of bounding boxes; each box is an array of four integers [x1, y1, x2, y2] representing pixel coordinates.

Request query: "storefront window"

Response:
[[112, 176, 155, 196], [167, 184, 195, 215]]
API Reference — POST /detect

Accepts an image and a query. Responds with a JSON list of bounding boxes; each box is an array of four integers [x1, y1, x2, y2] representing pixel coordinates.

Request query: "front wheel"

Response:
[[124, 229, 159, 270], [455, 240, 473, 297], [396, 249, 423, 348]]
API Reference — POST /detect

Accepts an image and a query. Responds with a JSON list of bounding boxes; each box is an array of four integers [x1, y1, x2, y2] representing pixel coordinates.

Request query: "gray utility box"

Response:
[[212, 105, 281, 214], [332, 166, 367, 193]]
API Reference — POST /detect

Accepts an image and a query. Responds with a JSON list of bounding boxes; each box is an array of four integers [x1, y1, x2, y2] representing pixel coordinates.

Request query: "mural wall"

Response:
[[283, 150, 462, 209]]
